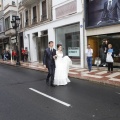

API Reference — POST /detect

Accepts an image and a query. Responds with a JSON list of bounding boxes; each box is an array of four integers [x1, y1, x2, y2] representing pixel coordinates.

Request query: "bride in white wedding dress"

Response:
[[54, 44, 72, 86]]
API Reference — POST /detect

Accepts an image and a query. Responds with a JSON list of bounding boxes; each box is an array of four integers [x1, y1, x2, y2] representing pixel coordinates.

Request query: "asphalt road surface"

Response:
[[0, 64, 120, 120]]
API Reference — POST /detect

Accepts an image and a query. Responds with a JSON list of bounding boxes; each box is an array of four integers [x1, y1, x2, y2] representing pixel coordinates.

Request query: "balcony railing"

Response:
[[25, 19, 29, 27], [20, 24, 22, 29], [19, 2, 23, 8], [32, 17, 37, 24], [41, 14, 47, 21]]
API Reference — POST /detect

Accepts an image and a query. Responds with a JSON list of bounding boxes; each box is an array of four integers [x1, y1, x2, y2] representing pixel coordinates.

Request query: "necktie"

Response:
[[50, 49, 53, 56], [108, 1, 112, 10], [50, 48, 53, 52]]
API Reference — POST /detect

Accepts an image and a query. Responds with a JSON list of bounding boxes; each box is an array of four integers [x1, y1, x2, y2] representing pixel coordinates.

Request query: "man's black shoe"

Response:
[[51, 84, 56, 87]]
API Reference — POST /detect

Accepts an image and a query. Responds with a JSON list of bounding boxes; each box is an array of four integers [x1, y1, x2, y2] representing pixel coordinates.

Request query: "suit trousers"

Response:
[[47, 64, 55, 85]]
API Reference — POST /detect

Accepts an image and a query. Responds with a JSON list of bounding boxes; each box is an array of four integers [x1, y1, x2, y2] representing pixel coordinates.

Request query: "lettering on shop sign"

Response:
[[68, 47, 80, 57]]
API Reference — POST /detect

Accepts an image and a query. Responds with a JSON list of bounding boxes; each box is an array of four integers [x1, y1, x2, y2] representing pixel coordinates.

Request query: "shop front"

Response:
[[55, 23, 80, 65], [85, 0, 120, 68], [88, 33, 120, 67]]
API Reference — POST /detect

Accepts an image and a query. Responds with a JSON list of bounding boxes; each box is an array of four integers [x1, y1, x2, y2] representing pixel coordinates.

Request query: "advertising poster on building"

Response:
[[68, 47, 80, 57], [85, 0, 120, 27]]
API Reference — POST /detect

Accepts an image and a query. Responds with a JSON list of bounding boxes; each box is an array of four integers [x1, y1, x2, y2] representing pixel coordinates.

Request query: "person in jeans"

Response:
[[107, 44, 114, 73], [86, 44, 93, 72]]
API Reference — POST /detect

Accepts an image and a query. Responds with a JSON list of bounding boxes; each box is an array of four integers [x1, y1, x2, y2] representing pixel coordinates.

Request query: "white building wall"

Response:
[[3, 0, 17, 7], [23, 0, 84, 67], [4, 6, 18, 14]]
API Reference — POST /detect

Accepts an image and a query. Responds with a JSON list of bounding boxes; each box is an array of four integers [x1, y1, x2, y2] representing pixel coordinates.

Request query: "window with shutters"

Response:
[[5, 17, 10, 30], [12, 1, 15, 6], [32, 6, 37, 23], [20, 13, 22, 29], [41, 0, 47, 21], [25, 10, 28, 26]]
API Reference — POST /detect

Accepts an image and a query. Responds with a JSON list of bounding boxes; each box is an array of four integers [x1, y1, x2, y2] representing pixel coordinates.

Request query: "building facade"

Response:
[[0, 0, 9, 55], [18, 0, 85, 67], [3, 0, 19, 52], [85, 0, 120, 67]]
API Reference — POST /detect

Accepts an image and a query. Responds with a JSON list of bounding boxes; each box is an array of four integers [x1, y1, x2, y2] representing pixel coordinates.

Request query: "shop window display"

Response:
[[88, 33, 120, 67], [55, 23, 80, 65]]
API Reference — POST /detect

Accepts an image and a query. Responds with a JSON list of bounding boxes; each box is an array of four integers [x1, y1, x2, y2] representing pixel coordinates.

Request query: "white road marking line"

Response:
[[116, 92, 120, 95], [96, 71, 107, 75], [29, 88, 71, 107]]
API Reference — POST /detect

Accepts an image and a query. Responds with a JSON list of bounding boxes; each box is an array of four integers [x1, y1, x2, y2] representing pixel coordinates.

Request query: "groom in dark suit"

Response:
[[43, 41, 56, 87]]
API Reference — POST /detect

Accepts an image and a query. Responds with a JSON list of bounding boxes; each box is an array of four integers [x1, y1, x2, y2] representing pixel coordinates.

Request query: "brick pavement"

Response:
[[0, 60, 120, 87]]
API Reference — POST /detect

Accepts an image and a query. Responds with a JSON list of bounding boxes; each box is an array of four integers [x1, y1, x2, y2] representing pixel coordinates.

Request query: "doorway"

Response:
[[37, 35, 48, 62]]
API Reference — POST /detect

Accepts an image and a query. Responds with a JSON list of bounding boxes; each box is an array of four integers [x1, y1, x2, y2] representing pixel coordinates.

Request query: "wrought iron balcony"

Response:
[[41, 14, 47, 21], [25, 22, 29, 27], [20, 24, 22, 29], [32, 17, 37, 24], [25, 19, 29, 27], [19, 2, 23, 8]]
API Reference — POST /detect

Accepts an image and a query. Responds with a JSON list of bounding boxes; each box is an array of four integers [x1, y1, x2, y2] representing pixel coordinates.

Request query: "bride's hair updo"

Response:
[[57, 44, 62, 49]]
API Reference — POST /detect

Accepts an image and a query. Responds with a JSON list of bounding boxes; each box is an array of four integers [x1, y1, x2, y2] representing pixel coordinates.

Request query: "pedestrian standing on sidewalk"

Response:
[[21, 48, 25, 62], [102, 39, 109, 66], [1, 49, 4, 60], [106, 44, 114, 73], [4, 50, 8, 61], [85, 44, 93, 72], [12, 50, 17, 61], [24, 47, 28, 62]]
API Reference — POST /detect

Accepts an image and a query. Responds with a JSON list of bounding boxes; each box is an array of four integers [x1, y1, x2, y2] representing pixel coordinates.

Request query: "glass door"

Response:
[[37, 35, 48, 62]]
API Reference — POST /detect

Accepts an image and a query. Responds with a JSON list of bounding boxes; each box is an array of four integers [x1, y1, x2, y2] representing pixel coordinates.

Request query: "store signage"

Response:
[[85, 0, 120, 28], [68, 47, 80, 57]]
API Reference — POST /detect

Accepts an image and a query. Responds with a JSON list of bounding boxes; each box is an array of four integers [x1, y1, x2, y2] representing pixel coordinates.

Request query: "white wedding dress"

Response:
[[54, 51, 72, 86]]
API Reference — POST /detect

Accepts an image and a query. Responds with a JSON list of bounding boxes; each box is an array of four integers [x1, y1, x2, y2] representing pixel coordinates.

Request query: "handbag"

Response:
[[106, 53, 113, 62], [94, 57, 101, 66]]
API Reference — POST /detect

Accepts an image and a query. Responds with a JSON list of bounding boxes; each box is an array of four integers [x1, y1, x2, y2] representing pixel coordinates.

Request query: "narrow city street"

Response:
[[0, 64, 120, 120]]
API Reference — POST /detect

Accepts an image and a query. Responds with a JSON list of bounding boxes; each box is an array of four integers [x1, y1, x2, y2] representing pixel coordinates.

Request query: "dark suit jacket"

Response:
[[43, 48, 56, 68], [117, 0, 120, 20], [101, 1, 118, 21]]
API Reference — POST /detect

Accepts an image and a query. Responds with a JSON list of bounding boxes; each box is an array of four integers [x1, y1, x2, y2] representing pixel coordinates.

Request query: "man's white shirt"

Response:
[[85, 49, 93, 57]]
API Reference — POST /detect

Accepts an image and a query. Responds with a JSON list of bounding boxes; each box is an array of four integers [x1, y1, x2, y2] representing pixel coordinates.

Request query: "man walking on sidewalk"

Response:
[[86, 44, 93, 72]]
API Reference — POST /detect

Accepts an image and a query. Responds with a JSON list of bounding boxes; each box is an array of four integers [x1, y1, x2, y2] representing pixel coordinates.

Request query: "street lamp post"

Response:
[[11, 16, 20, 65]]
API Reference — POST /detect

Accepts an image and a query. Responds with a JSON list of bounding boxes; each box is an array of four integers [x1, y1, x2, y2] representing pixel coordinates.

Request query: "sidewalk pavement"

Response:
[[0, 60, 120, 87]]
